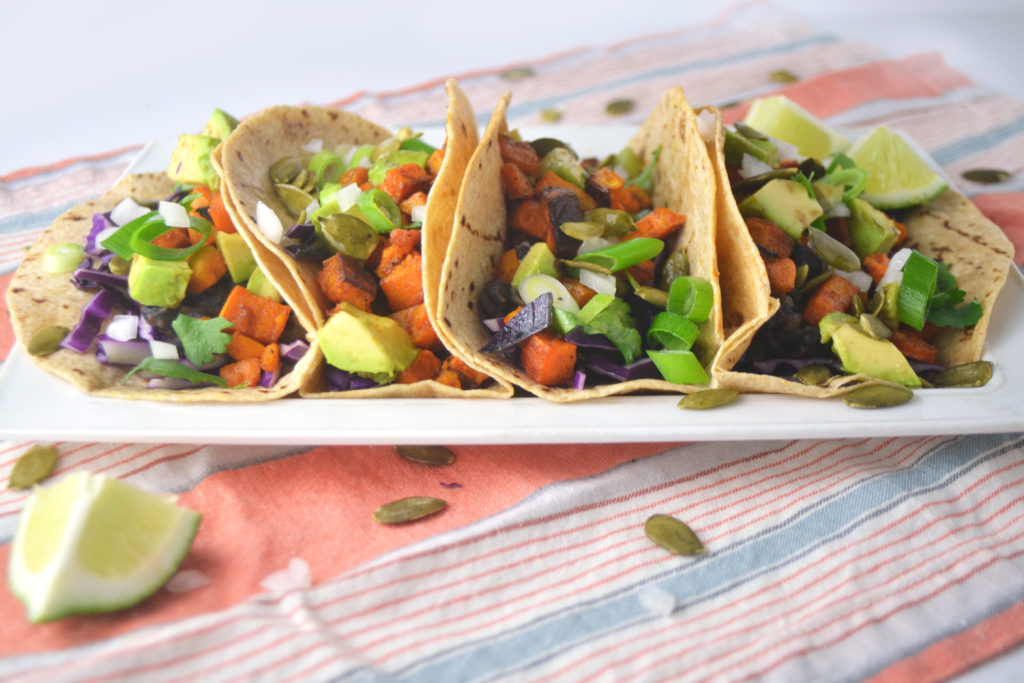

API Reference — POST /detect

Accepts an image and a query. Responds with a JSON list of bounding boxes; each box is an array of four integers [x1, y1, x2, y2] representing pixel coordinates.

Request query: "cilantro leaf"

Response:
[[928, 299, 983, 328], [582, 297, 642, 364], [124, 357, 228, 387], [627, 145, 661, 194], [171, 314, 232, 365]]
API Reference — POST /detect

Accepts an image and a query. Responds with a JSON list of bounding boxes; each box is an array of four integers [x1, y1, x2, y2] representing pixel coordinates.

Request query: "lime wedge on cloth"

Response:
[[744, 95, 849, 159], [8, 471, 200, 623], [846, 125, 948, 210]]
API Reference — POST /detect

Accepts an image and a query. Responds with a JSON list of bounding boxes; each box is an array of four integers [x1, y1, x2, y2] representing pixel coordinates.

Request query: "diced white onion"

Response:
[[410, 204, 427, 223], [768, 134, 803, 163], [579, 268, 617, 295], [357, 155, 372, 169], [879, 247, 913, 288], [96, 226, 119, 246], [612, 164, 630, 181], [577, 237, 616, 256], [837, 269, 873, 292], [255, 201, 284, 243], [827, 202, 851, 218], [305, 199, 320, 217], [301, 138, 323, 154], [149, 339, 179, 360], [696, 109, 717, 141], [341, 145, 358, 167], [336, 183, 362, 212], [741, 153, 773, 179], [110, 198, 150, 226], [98, 339, 151, 365], [158, 200, 190, 228], [105, 315, 139, 342]]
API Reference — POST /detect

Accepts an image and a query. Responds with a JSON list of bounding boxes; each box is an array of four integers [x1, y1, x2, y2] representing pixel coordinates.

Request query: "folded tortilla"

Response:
[[215, 80, 514, 398], [435, 87, 730, 402], [5, 172, 317, 401], [704, 107, 1016, 396]]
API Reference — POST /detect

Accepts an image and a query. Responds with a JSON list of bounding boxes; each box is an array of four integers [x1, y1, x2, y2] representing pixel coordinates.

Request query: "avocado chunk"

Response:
[[812, 181, 844, 214], [246, 266, 281, 302], [319, 302, 419, 381], [167, 134, 221, 190], [128, 255, 192, 308], [818, 311, 858, 343], [846, 197, 901, 259], [511, 242, 559, 287], [215, 231, 257, 284], [828, 323, 921, 387], [201, 108, 239, 140], [738, 178, 823, 241]]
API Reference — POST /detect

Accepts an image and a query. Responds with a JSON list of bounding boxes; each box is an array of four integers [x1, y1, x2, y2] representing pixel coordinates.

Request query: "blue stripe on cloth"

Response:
[[0, 201, 79, 237], [377, 433, 1023, 682], [929, 114, 1024, 166]]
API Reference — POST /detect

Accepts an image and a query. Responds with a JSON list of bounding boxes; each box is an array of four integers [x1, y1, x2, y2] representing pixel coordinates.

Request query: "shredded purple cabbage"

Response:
[[572, 369, 587, 390], [565, 327, 617, 351], [260, 369, 280, 389], [286, 222, 315, 240], [61, 289, 121, 353], [325, 366, 380, 392], [481, 292, 552, 353], [84, 213, 114, 255], [585, 354, 660, 382], [280, 339, 310, 363]]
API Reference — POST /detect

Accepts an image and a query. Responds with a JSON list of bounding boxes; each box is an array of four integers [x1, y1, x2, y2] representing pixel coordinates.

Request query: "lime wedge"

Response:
[[8, 472, 201, 623], [846, 125, 948, 210], [744, 95, 849, 159]]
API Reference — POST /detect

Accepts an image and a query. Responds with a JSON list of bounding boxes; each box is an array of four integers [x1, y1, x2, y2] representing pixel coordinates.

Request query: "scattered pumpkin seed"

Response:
[[372, 496, 447, 524], [501, 67, 535, 81], [540, 108, 562, 123], [27, 326, 69, 356], [560, 258, 613, 276], [961, 168, 1012, 184], [932, 361, 994, 388], [645, 514, 707, 556], [678, 388, 739, 410], [9, 445, 58, 489], [605, 99, 635, 117], [269, 156, 302, 185], [274, 183, 316, 216], [633, 286, 669, 309], [843, 384, 914, 408], [734, 121, 768, 141], [396, 445, 456, 467], [794, 364, 833, 386], [770, 69, 799, 83]]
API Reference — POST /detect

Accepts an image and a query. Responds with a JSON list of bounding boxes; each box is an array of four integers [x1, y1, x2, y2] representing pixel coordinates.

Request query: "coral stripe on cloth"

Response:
[[1, 4, 1023, 681]]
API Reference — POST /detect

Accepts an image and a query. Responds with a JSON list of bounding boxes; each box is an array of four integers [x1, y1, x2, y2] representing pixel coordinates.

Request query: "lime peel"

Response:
[[8, 472, 200, 623], [845, 125, 948, 210]]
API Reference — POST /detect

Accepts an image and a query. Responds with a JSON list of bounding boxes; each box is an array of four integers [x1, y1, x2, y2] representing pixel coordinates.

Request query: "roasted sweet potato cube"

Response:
[[498, 135, 541, 177], [396, 348, 442, 384], [501, 162, 534, 200], [535, 170, 597, 211], [316, 252, 378, 312], [380, 251, 424, 311], [375, 228, 422, 278], [441, 355, 490, 388], [380, 163, 432, 203]]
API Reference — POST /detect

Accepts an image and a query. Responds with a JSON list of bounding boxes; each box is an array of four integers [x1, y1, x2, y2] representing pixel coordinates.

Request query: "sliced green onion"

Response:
[[627, 146, 661, 193], [573, 237, 664, 272], [309, 149, 345, 187], [357, 188, 402, 233], [647, 311, 700, 351], [552, 308, 580, 336], [100, 210, 160, 260], [647, 349, 709, 384], [43, 242, 84, 273], [129, 215, 212, 261], [615, 147, 643, 179], [898, 250, 939, 330], [667, 276, 714, 323], [518, 273, 580, 313], [400, 137, 437, 156], [578, 292, 615, 324], [347, 144, 376, 170], [823, 167, 868, 201]]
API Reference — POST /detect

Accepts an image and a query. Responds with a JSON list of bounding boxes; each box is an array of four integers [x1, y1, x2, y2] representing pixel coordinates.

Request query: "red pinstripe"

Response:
[[0, 145, 142, 184]]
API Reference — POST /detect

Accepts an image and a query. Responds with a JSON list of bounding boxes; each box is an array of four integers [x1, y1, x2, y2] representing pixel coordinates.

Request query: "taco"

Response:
[[702, 105, 1015, 396], [215, 80, 514, 398], [434, 87, 739, 402], [6, 172, 316, 401]]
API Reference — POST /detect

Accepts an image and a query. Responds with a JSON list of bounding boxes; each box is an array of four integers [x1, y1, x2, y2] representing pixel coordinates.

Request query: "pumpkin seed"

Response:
[[109, 255, 131, 275], [658, 250, 689, 288], [372, 496, 447, 524], [583, 208, 636, 239], [561, 259, 613, 276], [850, 292, 865, 317], [605, 99, 635, 117], [27, 326, 69, 356], [318, 213, 380, 260], [633, 286, 668, 309], [678, 388, 739, 410], [730, 167, 798, 195], [770, 69, 799, 83], [932, 361, 994, 388], [961, 168, 1012, 184], [645, 514, 707, 556], [396, 445, 456, 467], [794, 263, 809, 288], [807, 227, 861, 272], [540, 108, 562, 123], [269, 156, 302, 185], [501, 67, 535, 81], [734, 121, 768, 141], [859, 313, 892, 340], [794, 364, 832, 386], [559, 221, 605, 241], [843, 384, 914, 408], [9, 445, 58, 489], [274, 183, 316, 216]]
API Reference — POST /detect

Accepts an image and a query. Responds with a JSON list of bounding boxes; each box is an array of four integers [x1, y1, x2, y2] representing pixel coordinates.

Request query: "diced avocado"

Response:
[[812, 181, 844, 214], [551, 308, 580, 336], [738, 178, 823, 241], [246, 267, 281, 302], [818, 311, 858, 343], [846, 197, 901, 259], [128, 255, 192, 308], [829, 323, 921, 387], [215, 231, 257, 284], [167, 134, 221, 191], [724, 129, 780, 168], [511, 242, 559, 287], [201, 109, 239, 140], [319, 302, 419, 380]]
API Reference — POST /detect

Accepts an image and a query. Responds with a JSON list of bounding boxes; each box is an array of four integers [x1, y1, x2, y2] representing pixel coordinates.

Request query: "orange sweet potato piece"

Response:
[[628, 207, 686, 241], [890, 327, 938, 363], [509, 199, 552, 243], [863, 252, 890, 285], [764, 256, 797, 297], [426, 143, 446, 176], [441, 355, 490, 388], [609, 184, 651, 214], [380, 163, 432, 203], [375, 228, 422, 278], [219, 357, 262, 387], [340, 166, 371, 189], [627, 260, 656, 286], [260, 342, 281, 375], [317, 253, 377, 312], [208, 192, 236, 233], [501, 162, 535, 200], [186, 244, 228, 295], [434, 369, 463, 389], [535, 171, 597, 211], [225, 332, 266, 362], [498, 135, 541, 177], [399, 191, 428, 218], [497, 248, 520, 284], [396, 349, 442, 384], [393, 303, 442, 351], [563, 277, 597, 308], [893, 221, 908, 248], [380, 251, 424, 311], [520, 331, 577, 386], [745, 216, 794, 258], [802, 274, 861, 326], [219, 286, 292, 345], [152, 227, 193, 249], [588, 166, 626, 192]]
